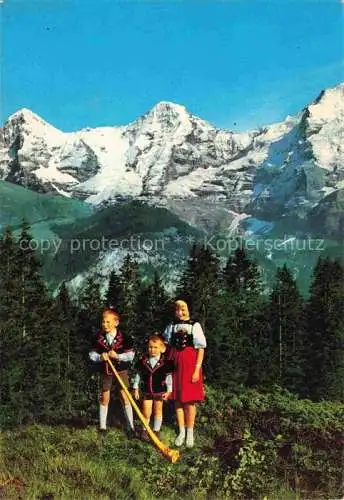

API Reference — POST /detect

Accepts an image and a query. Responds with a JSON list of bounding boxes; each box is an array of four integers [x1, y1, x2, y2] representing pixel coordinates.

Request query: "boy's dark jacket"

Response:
[[93, 329, 134, 375], [135, 354, 174, 395]]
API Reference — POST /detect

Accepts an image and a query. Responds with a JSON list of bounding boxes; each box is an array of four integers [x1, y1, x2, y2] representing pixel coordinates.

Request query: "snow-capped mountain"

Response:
[[1, 84, 343, 235]]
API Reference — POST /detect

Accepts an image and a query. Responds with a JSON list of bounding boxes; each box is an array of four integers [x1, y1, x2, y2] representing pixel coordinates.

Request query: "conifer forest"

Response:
[[0, 221, 343, 499]]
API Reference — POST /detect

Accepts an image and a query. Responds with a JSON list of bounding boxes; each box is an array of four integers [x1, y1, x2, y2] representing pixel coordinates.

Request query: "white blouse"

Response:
[[163, 321, 207, 349]]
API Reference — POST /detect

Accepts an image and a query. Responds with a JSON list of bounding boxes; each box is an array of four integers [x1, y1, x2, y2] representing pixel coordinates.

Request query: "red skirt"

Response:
[[170, 346, 205, 403]]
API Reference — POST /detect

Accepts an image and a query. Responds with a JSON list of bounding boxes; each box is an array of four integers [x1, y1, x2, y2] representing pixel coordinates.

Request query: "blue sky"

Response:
[[1, 0, 343, 132]]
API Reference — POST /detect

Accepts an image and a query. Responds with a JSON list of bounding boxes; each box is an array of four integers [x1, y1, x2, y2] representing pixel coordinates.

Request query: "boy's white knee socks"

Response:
[[99, 405, 108, 430], [153, 416, 162, 432], [123, 404, 134, 430]]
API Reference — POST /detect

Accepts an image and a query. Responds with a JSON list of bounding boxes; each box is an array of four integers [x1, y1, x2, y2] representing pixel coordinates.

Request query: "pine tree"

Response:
[[205, 291, 245, 389], [269, 265, 304, 393], [223, 245, 260, 296], [177, 244, 221, 324], [17, 220, 55, 421], [0, 221, 57, 423], [304, 257, 344, 401], [221, 245, 269, 390], [51, 282, 88, 419], [17, 220, 48, 339], [138, 271, 170, 348], [115, 255, 142, 340], [77, 275, 103, 355], [105, 270, 121, 308], [75, 276, 104, 421], [0, 226, 25, 425], [176, 244, 222, 384]]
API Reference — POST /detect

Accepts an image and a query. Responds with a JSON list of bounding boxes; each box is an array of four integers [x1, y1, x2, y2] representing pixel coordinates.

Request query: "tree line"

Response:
[[0, 221, 343, 427]]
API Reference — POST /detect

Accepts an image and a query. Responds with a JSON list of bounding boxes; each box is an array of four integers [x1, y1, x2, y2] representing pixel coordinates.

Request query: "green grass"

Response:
[[1, 425, 155, 499], [0, 423, 219, 500], [1, 386, 343, 500]]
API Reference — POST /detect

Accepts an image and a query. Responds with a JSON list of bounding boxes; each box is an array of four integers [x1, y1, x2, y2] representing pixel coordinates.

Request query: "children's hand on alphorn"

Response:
[[133, 389, 140, 400], [191, 368, 200, 383], [162, 392, 172, 400], [108, 350, 118, 360]]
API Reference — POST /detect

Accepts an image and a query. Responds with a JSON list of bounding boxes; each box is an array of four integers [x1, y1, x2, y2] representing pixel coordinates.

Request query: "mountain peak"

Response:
[[130, 100, 193, 134], [151, 101, 187, 112], [302, 82, 344, 130], [1, 84, 342, 215], [5, 108, 63, 137], [313, 83, 344, 104], [8, 107, 45, 123], [148, 101, 189, 117]]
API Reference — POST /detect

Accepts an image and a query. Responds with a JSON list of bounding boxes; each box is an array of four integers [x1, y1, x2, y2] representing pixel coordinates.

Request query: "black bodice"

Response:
[[170, 320, 195, 350]]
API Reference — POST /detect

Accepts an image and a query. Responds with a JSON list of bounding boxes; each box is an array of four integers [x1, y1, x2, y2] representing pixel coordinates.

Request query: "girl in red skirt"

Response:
[[163, 300, 206, 448]]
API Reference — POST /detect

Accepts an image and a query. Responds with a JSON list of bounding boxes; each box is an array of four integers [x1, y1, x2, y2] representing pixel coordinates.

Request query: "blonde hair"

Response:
[[175, 300, 190, 320], [102, 308, 120, 321], [147, 334, 166, 353], [175, 299, 188, 308]]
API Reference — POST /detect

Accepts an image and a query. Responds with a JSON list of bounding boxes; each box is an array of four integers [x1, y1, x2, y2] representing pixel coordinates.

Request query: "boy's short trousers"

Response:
[[101, 370, 130, 392], [142, 392, 164, 401]]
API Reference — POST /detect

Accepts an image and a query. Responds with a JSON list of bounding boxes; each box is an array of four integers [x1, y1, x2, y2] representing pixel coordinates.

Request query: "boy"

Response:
[[132, 334, 174, 440], [89, 308, 135, 435]]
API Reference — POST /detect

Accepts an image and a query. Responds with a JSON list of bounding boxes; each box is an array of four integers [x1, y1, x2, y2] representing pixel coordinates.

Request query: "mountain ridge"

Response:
[[2, 84, 342, 224]]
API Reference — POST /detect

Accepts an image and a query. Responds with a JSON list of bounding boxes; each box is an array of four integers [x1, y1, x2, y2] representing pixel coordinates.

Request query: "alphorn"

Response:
[[107, 357, 180, 463]]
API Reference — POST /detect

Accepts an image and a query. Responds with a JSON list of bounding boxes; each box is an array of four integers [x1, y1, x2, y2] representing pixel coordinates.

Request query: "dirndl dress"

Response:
[[164, 320, 206, 403]]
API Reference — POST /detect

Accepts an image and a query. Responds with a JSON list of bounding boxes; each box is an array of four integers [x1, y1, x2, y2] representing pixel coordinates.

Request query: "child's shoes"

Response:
[[141, 429, 150, 442], [186, 428, 194, 448], [185, 434, 194, 448], [175, 433, 185, 446]]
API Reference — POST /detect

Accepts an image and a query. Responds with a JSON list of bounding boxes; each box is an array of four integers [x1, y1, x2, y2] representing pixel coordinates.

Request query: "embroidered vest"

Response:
[[96, 330, 133, 374], [170, 320, 196, 350]]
